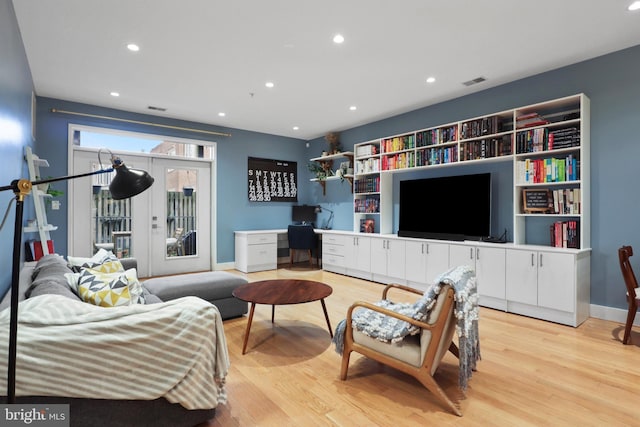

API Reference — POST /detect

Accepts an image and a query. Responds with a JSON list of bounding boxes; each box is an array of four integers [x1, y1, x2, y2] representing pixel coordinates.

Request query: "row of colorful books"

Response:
[[417, 124, 458, 146], [550, 220, 579, 248], [461, 115, 503, 139], [381, 134, 415, 153], [459, 135, 513, 161], [354, 197, 380, 213], [354, 176, 380, 194], [516, 154, 579, 183], [415, 146, 458, 166]]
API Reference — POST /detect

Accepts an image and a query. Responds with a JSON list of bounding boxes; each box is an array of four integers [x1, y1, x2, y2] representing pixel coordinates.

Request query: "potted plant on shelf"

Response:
[[308, 161, 333, 180]]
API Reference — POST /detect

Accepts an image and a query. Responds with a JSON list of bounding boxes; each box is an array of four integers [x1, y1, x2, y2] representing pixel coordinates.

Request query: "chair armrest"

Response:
[[345, 301, 432, 332], [382, 283, 425, 300]]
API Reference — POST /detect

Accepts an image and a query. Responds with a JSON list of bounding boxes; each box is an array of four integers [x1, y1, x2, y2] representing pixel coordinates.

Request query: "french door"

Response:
[[69, 148, 212, 277]]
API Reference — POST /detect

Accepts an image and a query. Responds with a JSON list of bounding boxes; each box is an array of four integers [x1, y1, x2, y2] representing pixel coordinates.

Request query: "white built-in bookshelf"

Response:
[[352, 93, 590, 251], [330, 94, 591, 327]]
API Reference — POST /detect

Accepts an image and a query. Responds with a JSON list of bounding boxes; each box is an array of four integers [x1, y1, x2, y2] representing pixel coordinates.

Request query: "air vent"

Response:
[[462, 76, 487, 87], [147, 105, 167, 112]]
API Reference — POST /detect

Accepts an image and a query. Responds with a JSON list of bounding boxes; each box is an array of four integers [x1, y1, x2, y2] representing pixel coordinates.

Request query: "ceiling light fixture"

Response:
[[426, 77, 436, 83], [293, 126, 299, 130], [349, 106, 357, 111], [218, 112, 226, 117], [629, 1, 640, 11], [110, 92, 120, 97], [126, 43, 140, 52], [333, 34, 345, 44], [265, 82, 274, 88]]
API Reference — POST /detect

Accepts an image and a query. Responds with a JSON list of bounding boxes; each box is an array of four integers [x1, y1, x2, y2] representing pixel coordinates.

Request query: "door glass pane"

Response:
[[91, 165, 132, 258], [166, 168, 197, 257]]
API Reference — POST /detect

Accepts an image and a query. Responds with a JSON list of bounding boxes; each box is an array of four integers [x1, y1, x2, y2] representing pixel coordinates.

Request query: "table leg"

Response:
[[242, 303, 256, 355], [271, 305, 275, 323], [320, 299, 333, 338]]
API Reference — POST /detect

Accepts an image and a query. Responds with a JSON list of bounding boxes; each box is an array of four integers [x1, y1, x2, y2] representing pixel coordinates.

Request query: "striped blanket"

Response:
[[0, 294, 229, 409]]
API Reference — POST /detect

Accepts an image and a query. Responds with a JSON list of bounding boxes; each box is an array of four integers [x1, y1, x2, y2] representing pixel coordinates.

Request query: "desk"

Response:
[[234, 229, 325, 273]]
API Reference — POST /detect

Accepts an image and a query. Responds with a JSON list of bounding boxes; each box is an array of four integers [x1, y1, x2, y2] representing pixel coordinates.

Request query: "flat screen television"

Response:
[[292, 205, 317, 224], [398, 173, 491, 241]]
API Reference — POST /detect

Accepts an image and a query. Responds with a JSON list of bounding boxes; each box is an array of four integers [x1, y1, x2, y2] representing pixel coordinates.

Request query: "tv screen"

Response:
[[292, 205, 317, 224], [398, 173, 491, 241]]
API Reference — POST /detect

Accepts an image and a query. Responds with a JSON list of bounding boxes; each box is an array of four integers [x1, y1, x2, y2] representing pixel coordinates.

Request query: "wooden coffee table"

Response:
[[232, 279, 333, 354]]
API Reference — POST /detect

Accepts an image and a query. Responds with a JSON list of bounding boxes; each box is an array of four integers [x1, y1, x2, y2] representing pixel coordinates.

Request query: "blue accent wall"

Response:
[[2, 0, 639, 313], [33, 97, 313, 265], [0, 0, 35, 297], [317, 44, 640, 312]]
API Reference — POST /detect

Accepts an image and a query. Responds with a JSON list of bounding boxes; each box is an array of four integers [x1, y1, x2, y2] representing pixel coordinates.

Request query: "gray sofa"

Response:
[[0, 254, 248, 427]]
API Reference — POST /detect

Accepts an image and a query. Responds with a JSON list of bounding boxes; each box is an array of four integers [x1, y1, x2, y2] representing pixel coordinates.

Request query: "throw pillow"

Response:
[[77, 267, 145, 307], [68, 249, 122, 273]]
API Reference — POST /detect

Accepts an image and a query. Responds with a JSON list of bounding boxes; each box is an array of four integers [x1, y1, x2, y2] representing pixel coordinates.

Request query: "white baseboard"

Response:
[[215, 261, 235, 271], [589, 304, 640, 326]]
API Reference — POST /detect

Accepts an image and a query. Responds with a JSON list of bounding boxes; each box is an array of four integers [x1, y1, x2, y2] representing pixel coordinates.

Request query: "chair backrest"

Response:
[[287, 224, 318, 250], [619, 245, 638, 299], [418, 284, 457, 375], [173, 227, 184, 239]]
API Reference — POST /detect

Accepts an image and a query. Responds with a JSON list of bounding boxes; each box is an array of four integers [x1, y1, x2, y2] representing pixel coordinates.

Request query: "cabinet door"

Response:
[[424, 242, 450, 283], [346, 235, 371, 272], [449, 244, 475, 270], [475, 247, 506, 300], [370, 237, 388, 276], [537, 251, 575, 312], [505, 249, 538, 305], [405, 241, 427, 283], [386, 239, 405, 280]]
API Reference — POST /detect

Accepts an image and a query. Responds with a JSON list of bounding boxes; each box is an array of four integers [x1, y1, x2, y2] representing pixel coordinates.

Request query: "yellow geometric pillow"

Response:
[[77, 268, 145, 307]]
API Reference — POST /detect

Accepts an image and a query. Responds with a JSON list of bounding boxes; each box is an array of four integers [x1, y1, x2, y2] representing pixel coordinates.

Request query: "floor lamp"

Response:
[[0, 149, 154, 404]]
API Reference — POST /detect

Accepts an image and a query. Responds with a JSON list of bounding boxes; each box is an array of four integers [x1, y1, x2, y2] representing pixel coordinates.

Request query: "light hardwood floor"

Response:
[[200, 265, 639, 427]]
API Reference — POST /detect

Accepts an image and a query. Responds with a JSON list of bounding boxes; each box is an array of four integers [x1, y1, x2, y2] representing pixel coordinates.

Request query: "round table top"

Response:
[[232, 279, 332, 305]]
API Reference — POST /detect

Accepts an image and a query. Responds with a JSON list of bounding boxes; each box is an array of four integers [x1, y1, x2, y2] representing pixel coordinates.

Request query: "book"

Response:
[[360, 218, 375, 233]]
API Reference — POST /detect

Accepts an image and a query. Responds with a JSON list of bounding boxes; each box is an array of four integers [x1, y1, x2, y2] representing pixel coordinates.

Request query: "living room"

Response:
[[1, 1, 640, 425]]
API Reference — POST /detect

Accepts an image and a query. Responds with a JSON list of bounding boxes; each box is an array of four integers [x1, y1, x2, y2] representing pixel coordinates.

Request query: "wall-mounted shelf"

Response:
[[309, 151, 354, 195]]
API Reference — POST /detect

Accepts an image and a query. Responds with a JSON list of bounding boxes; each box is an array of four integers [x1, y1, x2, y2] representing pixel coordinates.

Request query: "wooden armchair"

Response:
[[339, 282, 462, 416]]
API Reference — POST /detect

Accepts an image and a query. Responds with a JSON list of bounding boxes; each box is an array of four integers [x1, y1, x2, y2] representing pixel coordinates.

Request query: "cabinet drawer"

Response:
[[323, 234, 345, 245], [247, 233, 277, 245], [248, 243, 277, 264], [323, 243, 345, 256], [323, 254, 345, 267]]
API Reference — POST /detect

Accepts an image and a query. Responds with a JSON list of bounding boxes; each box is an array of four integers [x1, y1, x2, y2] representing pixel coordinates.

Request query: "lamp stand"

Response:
[[6, 180, 29, 403]]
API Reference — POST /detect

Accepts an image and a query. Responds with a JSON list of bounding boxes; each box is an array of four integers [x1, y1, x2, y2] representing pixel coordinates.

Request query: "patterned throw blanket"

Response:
[[333, 265, 480, 390], [0, 294, 229, 409]]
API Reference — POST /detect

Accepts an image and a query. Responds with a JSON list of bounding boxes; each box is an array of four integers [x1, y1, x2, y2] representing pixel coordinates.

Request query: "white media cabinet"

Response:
[[321, 230, 590, 327]]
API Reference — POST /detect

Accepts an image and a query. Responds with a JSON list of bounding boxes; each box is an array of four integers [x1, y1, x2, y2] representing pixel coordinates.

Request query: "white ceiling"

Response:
[[12, 0, 640, 140]]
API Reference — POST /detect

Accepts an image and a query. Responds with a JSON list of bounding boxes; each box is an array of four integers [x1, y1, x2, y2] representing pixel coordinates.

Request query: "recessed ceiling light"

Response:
[[218, 112, 226, 117], [126, 43, 140, 52], [293, 126, 299, 130], [110, 92, 120, 97], [349, 106, 357, 111], [333, 34, 345, 44], [426, 77, 436, 83], [265, 82, 274, 88], [629, 1, 640, 11]]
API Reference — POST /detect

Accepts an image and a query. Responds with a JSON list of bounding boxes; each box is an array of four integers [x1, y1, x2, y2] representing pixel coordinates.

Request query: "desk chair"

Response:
[[288, 224, 318, 267], [618, 245, 640, 344], [166, 227, 184, 256]]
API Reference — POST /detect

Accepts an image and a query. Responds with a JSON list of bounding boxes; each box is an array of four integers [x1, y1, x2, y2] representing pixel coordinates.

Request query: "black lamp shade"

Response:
[[109, 163, 154, 200]]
